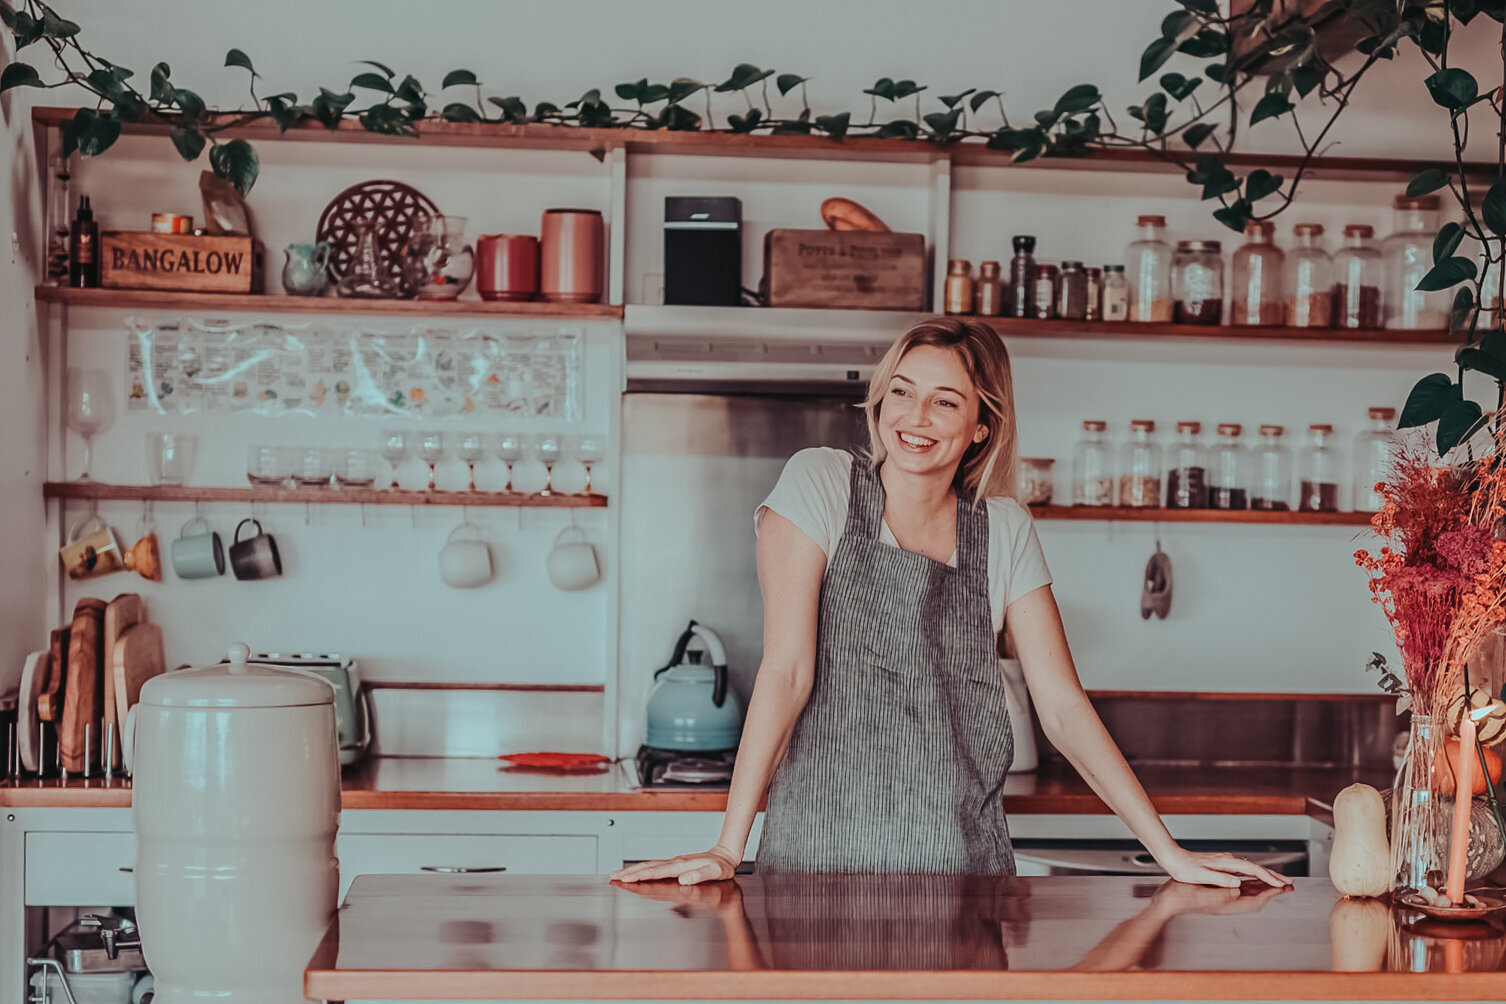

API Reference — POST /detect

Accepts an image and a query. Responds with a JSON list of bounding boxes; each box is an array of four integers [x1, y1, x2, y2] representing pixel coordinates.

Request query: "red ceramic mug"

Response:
[[540, 208, 604, 304], [475, 234, 540, 302]]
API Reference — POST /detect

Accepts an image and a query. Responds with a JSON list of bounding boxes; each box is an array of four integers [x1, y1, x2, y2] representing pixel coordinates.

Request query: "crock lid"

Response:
[[139, 643, 335, 709]]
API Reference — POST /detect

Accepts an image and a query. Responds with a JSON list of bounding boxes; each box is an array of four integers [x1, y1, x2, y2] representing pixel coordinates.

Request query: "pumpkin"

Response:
[[1444, 687, 1506, 746], [1435, 739, 1504, 796], [1329, 896, 1390, 971], [1329, 783, 1391, 898]]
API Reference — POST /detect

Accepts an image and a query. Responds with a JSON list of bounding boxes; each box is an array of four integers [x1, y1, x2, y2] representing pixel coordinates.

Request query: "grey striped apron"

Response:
[[757, 455, 1015, 874]]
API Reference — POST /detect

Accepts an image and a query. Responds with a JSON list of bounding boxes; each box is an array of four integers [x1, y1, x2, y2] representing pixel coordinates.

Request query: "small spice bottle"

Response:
[[1166, 421, 1208, 509], [1208, 423, 1250, 510], [1057, 261, 1089, 320], [1298, 424, 1341, 513], [1251, 424, 1292, 511], [1031, 263, 1059, 319], [1172, 239, 1224, 324], [974, 260, 1005, 316], [1009, 236, 1037, 318], [944, 259, 974, 315], [1101, 264, 1130, 321], [1118, 419, 1162, 508], [1072, 420, 1114, 506], [1083, 267, 1104, 321]]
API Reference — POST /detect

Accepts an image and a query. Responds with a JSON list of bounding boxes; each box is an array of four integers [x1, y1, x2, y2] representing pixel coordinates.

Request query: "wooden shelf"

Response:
[[966, 315, 1456, 346], [1030, 505, 1371, 526], [43, 482, 608, 509], [35, 286, 622, 320]]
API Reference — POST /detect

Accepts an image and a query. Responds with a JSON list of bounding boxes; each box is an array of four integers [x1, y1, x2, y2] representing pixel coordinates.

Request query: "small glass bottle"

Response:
[[1118, 419, 1162, 508], [1285, 223, 1334, 328], [1166, 420, 1208, 509], [1083, 267, 1104, 321], [1251, 424, 1292, 511], [1384, 194, 1448, 330], [1072, 420, 1114, 506], [1126, 215, 1174, 323], [1334, 224, 1384, 329], [944, 259, 973, 315], [1031, 263, 1059, 319], [974, 260, 1004, 316], [1353, 406, 1397, 512], [1230, 221, 1285, 326], [1057, 261, 1089, 320], [69, 194, 99, 289], [1298, 423, 1341, 513], [1172, 239, 1224, 324], [44, 153, 72, 286], [1208, 423, 1250, 510], [1009, 235, 1037, 318], [1101, 264, 1130, 321]]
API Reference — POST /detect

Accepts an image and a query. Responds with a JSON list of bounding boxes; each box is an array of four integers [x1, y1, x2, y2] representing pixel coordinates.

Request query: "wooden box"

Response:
[[761, 229, 927, 310], [101, 231, 264, 293]]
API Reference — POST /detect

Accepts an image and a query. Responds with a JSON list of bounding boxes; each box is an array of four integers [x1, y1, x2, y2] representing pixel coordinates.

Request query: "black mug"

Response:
[[229, 518, 282, 581]]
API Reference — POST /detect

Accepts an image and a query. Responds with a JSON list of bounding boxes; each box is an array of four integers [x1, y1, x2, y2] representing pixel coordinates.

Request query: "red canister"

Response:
[[475, 234, 540, 302], [540, 208, 604, 304]]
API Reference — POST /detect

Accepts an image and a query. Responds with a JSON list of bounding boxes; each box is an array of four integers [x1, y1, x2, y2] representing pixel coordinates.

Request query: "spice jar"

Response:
[[1071, 420, 1114, 506], [1298, 423, 1341, 513], [944, 259, 974, 315], [1384, 194, 1448, 329], [1251, 424, 1292, 511], [1118, 419, 1162, 507], [1285, 223, 1334, 328], [1057, 261, 1089, 320], [1009, 235, 1037, 318], [1019, 457, 1056, 506], [1208, 423, 1250, 510], [1084, 267, 1104, 321], [1101, 264, 1129, 321], [1231, 221, 1285, 326], [974, 260, 1005, 316], [1172, 239, 1224, 324], [1166, 420, 1208, 509], [1126, 215, 1174, 323], [1353, 406, 1396, 512], [1031, 263, 1059, 319], [1334, 224, 1384, 329]]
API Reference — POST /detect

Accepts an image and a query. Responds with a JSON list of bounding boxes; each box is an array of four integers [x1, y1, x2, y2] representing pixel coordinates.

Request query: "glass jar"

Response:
[[1334, 224, 1384, 329], [944, 259, 973, 315], [1353, 406, 1397, 512], [1031, 264, 1059, 319], [1117, 419, 1162, 507], [44, 153, 72, 286], [1173, 240, 1224, 324], [1166, 420, 1208, 509], [1126, 215, 1174, 323], [1251, 424, 1292, 511], [1019, 457, 1055, 505], [1231, 221, 1286, 326], [1057, 261, 1089, 320], [1298, 423, 1341, 512], [1101, 264, 1129, 321], [1285, 223, 1334, 328], [1083, 267, 1103, 321], [1385, 194, 1449, 330], [1208, 423, 1249, 510], [1009, 235, 1036, 318], [974, 260, 1004, 316], [1072, 420, 1114, 506]]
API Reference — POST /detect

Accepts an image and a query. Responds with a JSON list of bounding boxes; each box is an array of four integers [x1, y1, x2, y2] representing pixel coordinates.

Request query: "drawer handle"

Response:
[[419, 865, 506, 874], [118, 867, 133, 874]]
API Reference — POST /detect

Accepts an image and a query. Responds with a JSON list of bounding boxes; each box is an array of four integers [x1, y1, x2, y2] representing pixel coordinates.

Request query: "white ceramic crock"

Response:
[[131, 642, 339, 1004]]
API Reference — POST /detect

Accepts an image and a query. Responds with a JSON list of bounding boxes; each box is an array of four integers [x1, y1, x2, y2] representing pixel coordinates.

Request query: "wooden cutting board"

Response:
[[102, 594, 144, 765], [112, 621, 165, 751], [36, 626, 69, 723], [17, 649, 47, 774], [59, 598, 106, 773]]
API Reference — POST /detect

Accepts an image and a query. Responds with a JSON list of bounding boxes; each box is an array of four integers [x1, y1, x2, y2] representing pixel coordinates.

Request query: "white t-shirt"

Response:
[[755, 447, 1053, 633]]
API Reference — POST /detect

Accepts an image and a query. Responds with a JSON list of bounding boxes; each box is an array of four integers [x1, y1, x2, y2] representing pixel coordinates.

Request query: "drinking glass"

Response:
[[418, 431, 446, 491], [575, 434, 605, 497], [379, 430, 409, 489], [335, 448, 380, 489], [457, 432, 487, 492], [536, 434, 562, 497], [246, 444, 288, 486], [293, 447, 332, 488], [495, 433, 523, 493], [146, 432, 197, 486], [66, 367, 114, 481]]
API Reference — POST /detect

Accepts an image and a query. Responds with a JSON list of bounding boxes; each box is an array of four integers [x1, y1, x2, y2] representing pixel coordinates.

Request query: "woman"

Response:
[[614, 318, 1287, 889]]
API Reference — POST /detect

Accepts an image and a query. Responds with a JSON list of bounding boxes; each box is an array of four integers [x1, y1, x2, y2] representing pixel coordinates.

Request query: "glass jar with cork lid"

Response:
[[1384, 194, 1448, 329], [1286, 223, 1334, 328], [1166, 420, 1208, 509], [1334, 225, 1384, 329], [1071, 420, 1114, 506], [974, 260, 1005, 316], [1251, 424, 1293, 511], [944, 259, 973, 315], [1298, 424, 1341, 513], [1126, 215, 1174, 323], [1117, 419, 1162, 508], [1230, 221, 1285, 326], [1209, 423, 1250, 510], [1172, 239, 1224, 324]]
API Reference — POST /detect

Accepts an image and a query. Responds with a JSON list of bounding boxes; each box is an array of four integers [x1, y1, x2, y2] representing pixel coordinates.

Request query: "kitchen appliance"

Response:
[[26, 914, 146, 1004], [663, 196, 741, 306], [637, 622, 743, 786], [242, 651, 371, 766]]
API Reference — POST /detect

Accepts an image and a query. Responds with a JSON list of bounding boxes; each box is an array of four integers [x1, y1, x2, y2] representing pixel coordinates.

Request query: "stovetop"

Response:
[[631, 745, 736, 789]]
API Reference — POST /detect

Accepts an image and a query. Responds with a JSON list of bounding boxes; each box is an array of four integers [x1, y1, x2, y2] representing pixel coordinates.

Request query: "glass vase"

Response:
[[1390, 713, 1449, 896]]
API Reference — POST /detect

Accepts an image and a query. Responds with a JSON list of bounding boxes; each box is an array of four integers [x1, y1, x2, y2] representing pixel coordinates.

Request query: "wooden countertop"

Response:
[[0, 757, 1390, 813], [305, 873, 1506, 1000]]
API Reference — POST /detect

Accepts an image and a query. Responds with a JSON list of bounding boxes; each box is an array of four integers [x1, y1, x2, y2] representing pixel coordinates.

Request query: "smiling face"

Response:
[[877, 344, 989, 483]]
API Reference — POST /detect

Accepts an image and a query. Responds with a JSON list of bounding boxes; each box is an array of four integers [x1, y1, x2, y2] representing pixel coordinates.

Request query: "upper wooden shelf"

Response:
[[43, 482, 608, 509], [1031, 505, 1371, 526], [31, 106, 1496, 179], [35, 286, 622, 320]]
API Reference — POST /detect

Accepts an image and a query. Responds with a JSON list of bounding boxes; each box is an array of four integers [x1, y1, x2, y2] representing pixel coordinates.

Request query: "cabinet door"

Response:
[[336, 833, 598, 895], [25, 832, 136, 906]]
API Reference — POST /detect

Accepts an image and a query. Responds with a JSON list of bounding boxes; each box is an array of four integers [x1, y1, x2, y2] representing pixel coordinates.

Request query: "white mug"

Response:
[[546, 526, 600, 591], [438, 523, 493, 589]]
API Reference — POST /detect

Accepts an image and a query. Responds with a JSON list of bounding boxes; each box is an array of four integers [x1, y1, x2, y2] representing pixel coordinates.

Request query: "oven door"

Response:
[[1011, 839, 1308, 877]]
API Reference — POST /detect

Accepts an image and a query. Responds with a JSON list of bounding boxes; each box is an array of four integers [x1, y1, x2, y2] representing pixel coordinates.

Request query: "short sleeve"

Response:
[[754, 448, 852, 556], [990, 498, 1053, 611]]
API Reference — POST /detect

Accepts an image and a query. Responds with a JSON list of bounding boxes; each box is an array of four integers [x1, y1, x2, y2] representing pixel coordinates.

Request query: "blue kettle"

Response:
[[644, 621, 743, 751]]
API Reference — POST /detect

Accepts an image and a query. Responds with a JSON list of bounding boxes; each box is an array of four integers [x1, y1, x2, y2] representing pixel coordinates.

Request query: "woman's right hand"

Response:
[[610, 847, 739, 885]]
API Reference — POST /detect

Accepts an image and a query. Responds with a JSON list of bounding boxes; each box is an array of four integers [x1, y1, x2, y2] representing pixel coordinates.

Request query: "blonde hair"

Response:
[[861, 317, 1019, 504]]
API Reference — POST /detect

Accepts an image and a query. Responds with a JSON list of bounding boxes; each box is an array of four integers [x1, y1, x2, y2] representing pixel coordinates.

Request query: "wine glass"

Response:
[[335, 448, 379, 489], [535, 434, 562, 497], [495, 433, 523, 493], [379, 430, 408, 489], [457, 432, 487, 492], [66, 367, 114, 481], [575, 434, 605, 497], [418, 430, 446, 491]]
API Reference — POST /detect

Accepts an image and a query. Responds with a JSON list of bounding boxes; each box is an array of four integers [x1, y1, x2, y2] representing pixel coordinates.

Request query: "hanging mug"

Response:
[[282, 242, 332, 296], [229, 518, 282, 580], [59, 512, 125, 580], [438, 523, 493, 589], [171, 516, 225, 579], [545, 526, 600, 591]]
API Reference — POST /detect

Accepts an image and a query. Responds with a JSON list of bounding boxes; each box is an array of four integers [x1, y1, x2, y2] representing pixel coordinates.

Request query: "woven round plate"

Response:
[[315, 179, 441, 282]]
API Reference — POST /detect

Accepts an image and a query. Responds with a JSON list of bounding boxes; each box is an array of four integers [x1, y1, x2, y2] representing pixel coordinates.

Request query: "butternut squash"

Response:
[[1329, 782, 1391, 898], [1328, 896, 1390, 971]]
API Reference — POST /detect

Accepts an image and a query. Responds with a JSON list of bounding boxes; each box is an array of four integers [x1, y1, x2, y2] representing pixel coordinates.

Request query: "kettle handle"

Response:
[[689, 623, 730, 709], [655, 620, 700, 680]]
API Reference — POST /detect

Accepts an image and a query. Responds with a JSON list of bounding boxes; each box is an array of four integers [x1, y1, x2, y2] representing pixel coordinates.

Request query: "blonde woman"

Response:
[[614, 318, 1287, 889]]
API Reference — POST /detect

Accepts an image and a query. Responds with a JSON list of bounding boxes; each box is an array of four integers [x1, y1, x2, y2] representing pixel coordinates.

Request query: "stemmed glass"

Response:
[[575, 435, 605, 497], [418, 431, 446, 491], [66, 367, 114, 481], [495, 433, 523, 494], [379, 430, 408, 490], [457, 432, 487, 492], [535, 434, 562, 497]]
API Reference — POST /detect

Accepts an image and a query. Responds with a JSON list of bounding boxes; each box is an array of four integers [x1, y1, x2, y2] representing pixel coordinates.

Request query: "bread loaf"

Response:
[[820, 197, 890, 233]]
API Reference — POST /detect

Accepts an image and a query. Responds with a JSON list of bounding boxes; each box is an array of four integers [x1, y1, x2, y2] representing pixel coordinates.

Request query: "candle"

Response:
[[1446, 712, 1477, 904]]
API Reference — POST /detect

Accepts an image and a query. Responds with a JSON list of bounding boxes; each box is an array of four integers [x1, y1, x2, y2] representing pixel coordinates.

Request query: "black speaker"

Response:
[[664, 196, 742, 306]]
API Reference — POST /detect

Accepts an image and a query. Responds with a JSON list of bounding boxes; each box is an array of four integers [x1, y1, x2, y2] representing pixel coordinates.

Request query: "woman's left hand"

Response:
[[1157, 847, 1293, 889]]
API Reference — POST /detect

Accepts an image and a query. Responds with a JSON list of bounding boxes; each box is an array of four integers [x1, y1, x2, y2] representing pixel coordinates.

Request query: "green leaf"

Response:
[[86, 67, 132, 103], [970, 89, 999, 112], [923, 108, 962, 138], [1250, 92, 1294, 125], [173, 88, 206, 123], [1178, 29, 1229, 57], [1205, 61, 1230, 83], [1425, 67, 1479, 110], [265, 95, 300, 132], [1245, 168, 1283, 202], [356, 60, 395, 78], [864, 78, 896, 100], [1483, 177, 1506, 236], [1398, 373, 1457, 429], [1417, 256, 1477, 291], [815, 112, 850, 139], [208, 138, 260, 194], [64, 108, 121, 157], [1457, 330, 1506, 380], [0, 3, 14, 29], [395, 74, 424, 104], [614, 80, 641, 101], [487, 95, 528, 122], [1182, 122, 1216, 148], [441, 102, 481, 123], [225, 49, 257, 77], [1140, 37, 1178, 81], [1212, 198, 1253, 232], [150, 62, 172, 103], [727, 108, 763, 133], [534, 101, 561, 119], [715, 63, 771, 92], [655, 103, 701, 131], [1437, 398, 1487, 456], [351, 72, 395, 94], [1128, 92, 1170, 134], [1177, 0, 1218, 14], [1160, 72, 1202, 101], [358, 102, 419, 136], [1433, 222, 1465, 264], [641, 84, 668, 104], [771, 107, 813, 135], [1292, 63, 1324, 97], [1407, 167, 1449, 198], [311, 88, 355, 129], [10, 10, 40, 48], [667, 77, 703, 103], [876, 118, 920, 140], [442, 69, 478, 89], [39, 10, 78, 38], [1161, 10, 1197, 39], [939, 88, 976, 109], [169, 125, 205, 161], [892, 79, 926, 100], [1451, 286, 1477, 333], [0, 62, 41, 92], [776, 73, 807, 97], [1053, 84, 1100, 116]]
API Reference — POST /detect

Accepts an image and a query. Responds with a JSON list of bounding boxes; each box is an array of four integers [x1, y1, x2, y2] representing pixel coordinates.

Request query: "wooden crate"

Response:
[[761, 229, 926, 310], [100, 232, 263, 293]]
